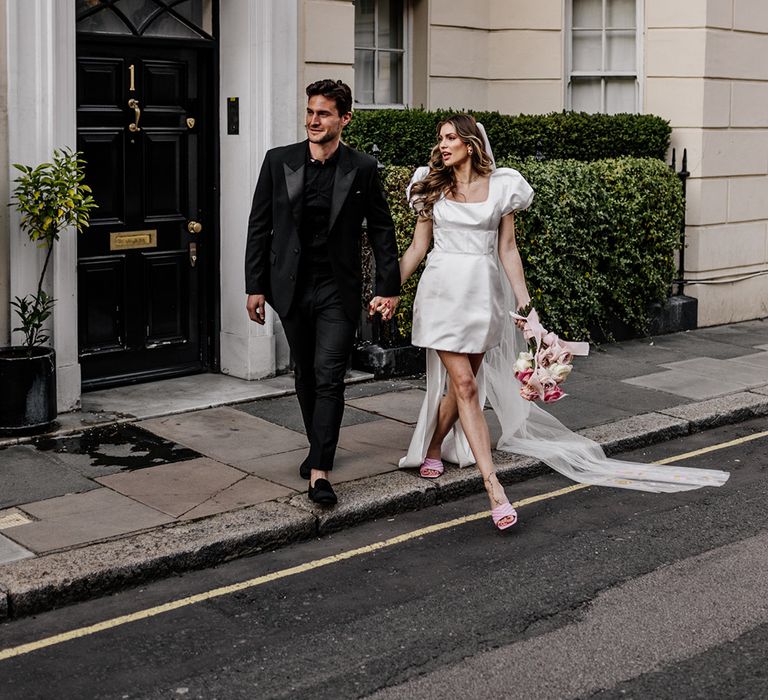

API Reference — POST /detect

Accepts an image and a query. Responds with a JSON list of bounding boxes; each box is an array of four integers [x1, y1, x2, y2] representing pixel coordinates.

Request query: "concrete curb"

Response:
[[1, 389, 768, 621]]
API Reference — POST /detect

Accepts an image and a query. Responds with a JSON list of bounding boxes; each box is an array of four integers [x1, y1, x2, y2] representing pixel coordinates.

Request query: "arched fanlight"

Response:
[[76, 0, 215, 40]]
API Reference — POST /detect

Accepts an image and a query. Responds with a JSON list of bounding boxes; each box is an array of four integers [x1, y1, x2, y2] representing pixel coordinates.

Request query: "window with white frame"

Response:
[[354, 0, 406, 107], [568, 0, 640, 114]]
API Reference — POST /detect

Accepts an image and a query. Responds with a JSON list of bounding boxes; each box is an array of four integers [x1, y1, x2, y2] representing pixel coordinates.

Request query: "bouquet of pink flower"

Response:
[[510, 305, 590, 403]]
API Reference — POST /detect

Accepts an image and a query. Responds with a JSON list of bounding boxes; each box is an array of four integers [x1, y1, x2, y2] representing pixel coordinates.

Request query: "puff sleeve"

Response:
[[497, 167, 534, 216], [405, 165, 430, 212]]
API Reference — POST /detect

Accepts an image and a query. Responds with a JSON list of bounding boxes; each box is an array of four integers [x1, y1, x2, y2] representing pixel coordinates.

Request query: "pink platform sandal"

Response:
[[419, 457, 444, 479], [484, 471, 518, 530], [491, 502, 518, 530]]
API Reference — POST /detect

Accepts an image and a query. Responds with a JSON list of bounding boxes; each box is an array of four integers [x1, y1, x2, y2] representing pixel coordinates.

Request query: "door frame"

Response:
[[74, 29, 221, 389]]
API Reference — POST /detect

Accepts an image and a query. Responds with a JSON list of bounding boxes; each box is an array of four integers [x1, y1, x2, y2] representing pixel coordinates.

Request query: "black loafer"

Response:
[[308, 478, 337, 506], [299, 456, 311, 480]]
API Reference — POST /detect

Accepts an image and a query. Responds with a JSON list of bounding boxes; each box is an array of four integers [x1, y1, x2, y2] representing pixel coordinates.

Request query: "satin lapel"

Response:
[[283, 161, 305, 230], [328, 145, 358, 233]]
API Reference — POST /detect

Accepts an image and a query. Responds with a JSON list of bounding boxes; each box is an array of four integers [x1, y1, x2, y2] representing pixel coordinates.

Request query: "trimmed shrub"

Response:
[[370, 157, 683, 343], [346, 109, 672, 166]]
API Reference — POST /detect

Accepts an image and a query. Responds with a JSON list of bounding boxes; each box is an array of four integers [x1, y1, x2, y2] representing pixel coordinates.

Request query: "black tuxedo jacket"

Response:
[[245, 140, 401, 321]]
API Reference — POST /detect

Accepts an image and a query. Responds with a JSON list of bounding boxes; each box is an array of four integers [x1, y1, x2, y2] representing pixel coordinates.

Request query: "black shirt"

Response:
[[300, 145, 339, 276]]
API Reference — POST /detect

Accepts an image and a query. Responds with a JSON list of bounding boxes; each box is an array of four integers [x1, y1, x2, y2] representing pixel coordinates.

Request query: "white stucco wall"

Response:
[[429, 0, 564, 114], [218, 0, 298, 380], [5, 0, 79, 410], [0, 0, 9, 346], [645, 0, 768, 325]]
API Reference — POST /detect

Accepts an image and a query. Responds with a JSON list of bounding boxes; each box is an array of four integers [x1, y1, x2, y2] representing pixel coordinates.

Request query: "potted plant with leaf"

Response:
[[0, 148, 96, 435]]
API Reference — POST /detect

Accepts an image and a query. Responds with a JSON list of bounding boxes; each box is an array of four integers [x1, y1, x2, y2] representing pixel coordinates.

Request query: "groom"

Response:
[[245, 79, 401, 506]]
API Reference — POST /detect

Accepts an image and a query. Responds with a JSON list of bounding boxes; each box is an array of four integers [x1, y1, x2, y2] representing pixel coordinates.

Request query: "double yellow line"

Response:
[[2, 428, 766, 662]]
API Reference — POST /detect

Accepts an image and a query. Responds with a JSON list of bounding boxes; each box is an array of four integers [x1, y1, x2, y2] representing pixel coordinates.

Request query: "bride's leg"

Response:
[[425, 354, 484, 461], [436, 351, 513, 524]]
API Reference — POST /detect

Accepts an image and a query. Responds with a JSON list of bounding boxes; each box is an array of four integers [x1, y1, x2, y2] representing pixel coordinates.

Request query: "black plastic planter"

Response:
[[0, 346, 57, 435]]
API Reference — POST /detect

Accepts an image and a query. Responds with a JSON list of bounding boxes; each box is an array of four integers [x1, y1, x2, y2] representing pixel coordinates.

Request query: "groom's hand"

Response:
[[368, 295, 399, 322], [247, 294, 267, 325]]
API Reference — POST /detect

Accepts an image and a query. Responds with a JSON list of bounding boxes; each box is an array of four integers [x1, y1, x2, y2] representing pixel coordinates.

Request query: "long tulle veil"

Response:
[[399, 123, 729, 493]]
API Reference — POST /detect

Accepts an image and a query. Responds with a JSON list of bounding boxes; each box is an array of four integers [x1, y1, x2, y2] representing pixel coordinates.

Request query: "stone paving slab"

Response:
[[138, 406, 307, 464], [727, 352, 768, 369], [231, 448, 315, 491], [544, 395, 634, 431], [688, 321, 768, 348], [575, 351, 674, 381], [0, 445, 97, 510], [179, 475, 298, 520], [591, 338, 697, 364], [343, 378, 426, 399], [6, 488, 174, 553], [96, 458, 255, 518], [622, 369, 744, 400], [81, 372, 295, 419], [234, 395, 379, 432], [644, 334, 755, 360], [659, 357, 768, 386], [0, 533, 34, 565], [346, 388, 426, 424], [337, 419, 418, 467], [0, 501, 316, 618], [660, 392, 768, 431], [560, 375, 689, 414]]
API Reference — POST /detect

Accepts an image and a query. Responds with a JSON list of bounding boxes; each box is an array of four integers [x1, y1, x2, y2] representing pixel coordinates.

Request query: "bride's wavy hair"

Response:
[[410, 113, 493, 218]]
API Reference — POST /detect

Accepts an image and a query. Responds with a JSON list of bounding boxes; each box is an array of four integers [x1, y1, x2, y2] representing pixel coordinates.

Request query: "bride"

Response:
[[392, 114, 729, 530]]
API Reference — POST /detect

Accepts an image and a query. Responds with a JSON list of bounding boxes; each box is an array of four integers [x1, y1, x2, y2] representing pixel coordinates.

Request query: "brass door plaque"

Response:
[[110, 229, 158, 251]]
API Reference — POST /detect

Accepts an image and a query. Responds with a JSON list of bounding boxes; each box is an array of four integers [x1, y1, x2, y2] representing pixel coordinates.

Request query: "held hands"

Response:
[[368, 295, 400, 322], [246, 294, 267, 325]]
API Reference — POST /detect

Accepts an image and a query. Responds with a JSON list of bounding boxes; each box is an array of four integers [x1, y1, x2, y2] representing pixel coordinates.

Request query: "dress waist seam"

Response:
[[431, 249, 496, 257]]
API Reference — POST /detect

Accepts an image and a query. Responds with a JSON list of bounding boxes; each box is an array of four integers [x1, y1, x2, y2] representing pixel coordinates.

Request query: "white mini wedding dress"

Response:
[[399, 165, 730, 493]]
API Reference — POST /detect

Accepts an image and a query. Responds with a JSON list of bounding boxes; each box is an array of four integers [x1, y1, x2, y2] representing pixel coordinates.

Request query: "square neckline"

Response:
[[442, 172, 495, 206]]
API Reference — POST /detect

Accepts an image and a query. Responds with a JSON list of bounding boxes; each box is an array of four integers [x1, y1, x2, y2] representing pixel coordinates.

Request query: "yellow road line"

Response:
[[1, 428, 764, 662], [653, 428, 768, 465]]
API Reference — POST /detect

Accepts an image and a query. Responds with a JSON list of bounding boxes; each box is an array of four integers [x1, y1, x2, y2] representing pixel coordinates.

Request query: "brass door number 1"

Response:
[[129, 63, 136, 92]]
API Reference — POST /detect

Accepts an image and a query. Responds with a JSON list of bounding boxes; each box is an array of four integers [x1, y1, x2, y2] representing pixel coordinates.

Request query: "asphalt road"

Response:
[[1, 417, 767, 699]]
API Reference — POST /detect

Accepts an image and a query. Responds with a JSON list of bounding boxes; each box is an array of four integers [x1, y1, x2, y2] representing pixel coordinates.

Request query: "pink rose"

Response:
[[534, 368, 558, 392], [543, 385, 566, 403], [520, 382, 541, 401], [537, 351, 553, 368], [515, 368, 533, 383], [556, 351, 573, 365]]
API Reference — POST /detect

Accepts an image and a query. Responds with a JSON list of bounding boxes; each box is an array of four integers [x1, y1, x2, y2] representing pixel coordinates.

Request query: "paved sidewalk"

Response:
[[1, 319, 768, 619]]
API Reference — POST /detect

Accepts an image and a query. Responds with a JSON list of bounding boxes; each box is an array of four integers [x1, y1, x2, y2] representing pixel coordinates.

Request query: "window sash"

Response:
[[566, 0, 641, 114], [354, 0, 407, 107]]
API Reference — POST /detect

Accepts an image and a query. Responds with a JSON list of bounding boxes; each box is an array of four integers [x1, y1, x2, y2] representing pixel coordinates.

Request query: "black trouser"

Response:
[[280, 272, 357, 470]]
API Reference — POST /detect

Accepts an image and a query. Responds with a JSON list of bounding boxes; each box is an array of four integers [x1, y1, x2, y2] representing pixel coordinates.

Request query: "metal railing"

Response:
[[670, 147, 690, 295]]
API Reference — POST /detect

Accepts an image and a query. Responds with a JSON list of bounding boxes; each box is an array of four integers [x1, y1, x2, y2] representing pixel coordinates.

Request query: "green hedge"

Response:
[[372, 157, 683, 342], [346, 109, 672, 166]]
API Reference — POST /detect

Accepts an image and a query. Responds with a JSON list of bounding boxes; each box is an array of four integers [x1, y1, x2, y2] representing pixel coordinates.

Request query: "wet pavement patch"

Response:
[[30, 424, 202, 478]]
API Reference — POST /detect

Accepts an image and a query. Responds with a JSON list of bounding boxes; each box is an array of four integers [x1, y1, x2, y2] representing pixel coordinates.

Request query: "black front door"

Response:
[[76, 41, 214, 389]]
